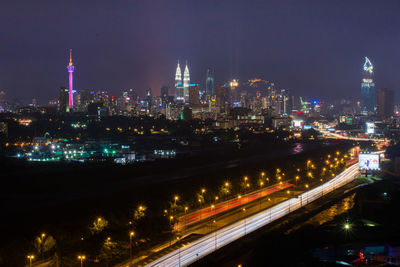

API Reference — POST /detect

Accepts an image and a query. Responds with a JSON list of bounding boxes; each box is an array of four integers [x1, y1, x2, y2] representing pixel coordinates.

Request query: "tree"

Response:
[[90, 216, 109, 235], [133, 205, 147, 221], [34, 235, 56, 255], [219, 182, 232, 197], [196, 193, 205, 206], [100, 237, 124, 265]]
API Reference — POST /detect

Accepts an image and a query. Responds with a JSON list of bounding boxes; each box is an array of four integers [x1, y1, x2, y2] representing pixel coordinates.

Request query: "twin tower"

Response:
[[175, 61, 190, 103]]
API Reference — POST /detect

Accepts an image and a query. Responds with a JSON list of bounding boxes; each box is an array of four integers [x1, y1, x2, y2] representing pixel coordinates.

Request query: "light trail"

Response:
[[175, 182, 293, 229], [322, 131, 385, 142], [144, 163, 360, 267]]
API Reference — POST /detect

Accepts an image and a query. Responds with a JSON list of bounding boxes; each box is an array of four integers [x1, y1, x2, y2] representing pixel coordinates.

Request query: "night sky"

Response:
[[1, 0, 399, 104]]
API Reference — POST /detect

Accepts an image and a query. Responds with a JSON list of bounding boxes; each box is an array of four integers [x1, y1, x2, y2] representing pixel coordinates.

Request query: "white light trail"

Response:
[[144, 164, 360, 267]]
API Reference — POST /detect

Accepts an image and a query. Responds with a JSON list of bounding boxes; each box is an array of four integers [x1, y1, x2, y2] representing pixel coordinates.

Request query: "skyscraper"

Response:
[[361, 57, 375, 114], [376, 88, 394, 119], [206, 68, 215, 96], [161, 86, 169, 103], [175, 61, 184, 102], [59, 86, 69, 113], [67, 49, 75, 111], [189, 85, 200, 106], [216, 84, 228, 114], [0, 90, 5, 109], [183, 62, 190, 102], [175, 61, 182, 88]]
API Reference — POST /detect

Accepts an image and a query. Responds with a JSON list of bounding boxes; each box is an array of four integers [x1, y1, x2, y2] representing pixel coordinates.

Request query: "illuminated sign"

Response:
[[292, 120, 303, 128], [359, 153, 380, 170], [303, 125, 312, 130], [366, 122, 375, 134], [229, 79, 239, 88]]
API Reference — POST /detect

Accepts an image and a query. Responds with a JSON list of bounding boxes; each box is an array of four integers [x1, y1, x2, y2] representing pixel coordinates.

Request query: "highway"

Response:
[[144, 163, 360, 267], [322, 131, 386, 142], [175, 182, 293, 230]]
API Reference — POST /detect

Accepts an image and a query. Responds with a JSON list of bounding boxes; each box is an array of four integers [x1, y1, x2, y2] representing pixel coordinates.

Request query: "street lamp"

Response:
[[129, 231, 135, 259], [27, 255, 34, 267], [77, 255, 86, 267], [174, 195, 179, 205], [40, 233, 45, 260]]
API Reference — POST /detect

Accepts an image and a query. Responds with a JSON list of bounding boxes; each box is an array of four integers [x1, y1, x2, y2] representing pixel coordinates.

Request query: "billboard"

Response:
[[292, 119, 303, 128], [366, 122, 375, 134], [359, 153, 380, 170]]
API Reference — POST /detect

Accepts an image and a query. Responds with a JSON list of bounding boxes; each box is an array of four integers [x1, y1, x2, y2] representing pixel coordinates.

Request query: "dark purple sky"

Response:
[[0, 0, 399, 104]]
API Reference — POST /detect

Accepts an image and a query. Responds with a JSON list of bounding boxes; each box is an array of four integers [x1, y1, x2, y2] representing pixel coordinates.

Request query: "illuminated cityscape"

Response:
[[1, 1, 400, 267]]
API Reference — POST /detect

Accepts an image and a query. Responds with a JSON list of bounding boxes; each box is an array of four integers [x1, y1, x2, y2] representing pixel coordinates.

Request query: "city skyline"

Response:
[[0, 1, 399, 103]]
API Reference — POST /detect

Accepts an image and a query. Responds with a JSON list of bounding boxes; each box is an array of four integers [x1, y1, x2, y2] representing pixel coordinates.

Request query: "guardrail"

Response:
[[144, 163, 360, 267]]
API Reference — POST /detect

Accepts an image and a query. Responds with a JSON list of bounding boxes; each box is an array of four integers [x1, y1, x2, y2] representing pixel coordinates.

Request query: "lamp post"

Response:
[[40, 233, 45, 260], [174, 195, 179, 205], [77, 255, 85, 267], [129, 231, 135, 259], [27, 255, 34, 267]]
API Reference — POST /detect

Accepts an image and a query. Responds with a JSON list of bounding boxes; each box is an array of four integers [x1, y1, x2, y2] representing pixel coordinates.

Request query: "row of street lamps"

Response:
[[27, 254, 86, 267]]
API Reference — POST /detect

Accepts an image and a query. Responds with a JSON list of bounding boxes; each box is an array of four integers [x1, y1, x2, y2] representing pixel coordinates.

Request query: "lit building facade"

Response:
[[183, 62, 190, 102], [175, 61, 184, 102], [361, 57, 375, 114], [175, 60, 190, 103], [206, 68, 215, 96]]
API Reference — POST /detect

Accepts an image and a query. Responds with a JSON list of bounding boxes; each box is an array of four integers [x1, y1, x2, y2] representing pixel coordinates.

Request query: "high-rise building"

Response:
[[183, 62, 190, 102], [229, 79, 239, 103], [206, 68, 215, 96], [161, 86, 169, 103], [59, 86, 69, 113], [175, 61, 184, 102], [361, 57, 375, 114], [175, 61, 182, 88], [67, 49, 75, 111], [189, 85, 200, 106], [377, 88, 394, 119], [0, 90, 5, 104], [75, 89, 94, 112], [216, 85, 228, 114], [0, 90, 5, 111], [146, 88, 152, 104]]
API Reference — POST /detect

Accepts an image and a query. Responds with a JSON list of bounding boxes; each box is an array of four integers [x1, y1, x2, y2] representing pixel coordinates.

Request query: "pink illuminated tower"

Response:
[[67, 49, 74, 111]]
